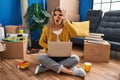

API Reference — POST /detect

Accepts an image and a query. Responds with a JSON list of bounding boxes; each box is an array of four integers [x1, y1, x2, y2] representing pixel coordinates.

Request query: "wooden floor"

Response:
[[0, 46, 120, 80]]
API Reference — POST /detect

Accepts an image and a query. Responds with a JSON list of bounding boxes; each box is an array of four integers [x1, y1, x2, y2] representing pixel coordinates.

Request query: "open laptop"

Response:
[[48, 42, 72, 57]]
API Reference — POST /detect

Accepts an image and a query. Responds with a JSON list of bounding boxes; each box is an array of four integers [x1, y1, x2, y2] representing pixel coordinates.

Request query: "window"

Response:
[[93, 0, 120, 13], [102, 3, 110, 12], [111, 2, 120, 10]]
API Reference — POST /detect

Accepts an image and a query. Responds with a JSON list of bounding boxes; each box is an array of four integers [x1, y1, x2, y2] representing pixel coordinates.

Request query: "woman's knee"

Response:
[[71, 54, 80, 63], [38, 53, 48, 62]]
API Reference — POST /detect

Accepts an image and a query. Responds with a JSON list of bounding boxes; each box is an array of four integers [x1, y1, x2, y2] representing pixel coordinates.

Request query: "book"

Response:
[[85, 33, 105, 43], [85, 35, 104, 38], [85, 37, 103, 41], [89, 33, 104, 37], [86, 40, 106, 44]]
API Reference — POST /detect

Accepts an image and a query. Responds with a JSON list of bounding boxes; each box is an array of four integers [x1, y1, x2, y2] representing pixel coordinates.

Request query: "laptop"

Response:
[[48, 42, 72, 57]]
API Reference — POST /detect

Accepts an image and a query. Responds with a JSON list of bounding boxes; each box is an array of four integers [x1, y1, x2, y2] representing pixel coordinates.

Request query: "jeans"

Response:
[[38, 53, 80, 73]]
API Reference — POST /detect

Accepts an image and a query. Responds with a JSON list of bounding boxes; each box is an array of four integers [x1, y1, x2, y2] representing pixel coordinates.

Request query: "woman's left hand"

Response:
[[61, 9, 67, 20]]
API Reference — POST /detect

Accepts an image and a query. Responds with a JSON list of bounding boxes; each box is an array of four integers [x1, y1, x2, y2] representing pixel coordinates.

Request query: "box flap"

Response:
[[0, 42, 4, 52]]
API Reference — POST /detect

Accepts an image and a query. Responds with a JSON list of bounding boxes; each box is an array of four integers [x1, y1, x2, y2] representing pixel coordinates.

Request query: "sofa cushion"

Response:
[[96, 10, 120, 42], [86, 10, 103, 33], [72, 21, 90, 37]]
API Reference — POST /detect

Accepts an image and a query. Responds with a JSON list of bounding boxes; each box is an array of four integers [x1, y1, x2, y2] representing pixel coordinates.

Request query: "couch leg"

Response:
[[110, 50, 120, 59]]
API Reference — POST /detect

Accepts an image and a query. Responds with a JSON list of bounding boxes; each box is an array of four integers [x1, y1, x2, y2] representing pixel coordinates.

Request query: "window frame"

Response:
[[93, 0, 120, 13]]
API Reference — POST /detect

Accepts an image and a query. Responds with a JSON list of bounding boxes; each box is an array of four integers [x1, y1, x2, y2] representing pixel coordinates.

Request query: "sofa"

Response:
[[96, 10, 120, 58], [96, 10, 120, 51], [71, 10, 103, 45], [71, 10, 120, 58]]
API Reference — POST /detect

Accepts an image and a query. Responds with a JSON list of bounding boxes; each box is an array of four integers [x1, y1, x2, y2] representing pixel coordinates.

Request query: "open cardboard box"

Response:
[[0, 41, 27, 59]]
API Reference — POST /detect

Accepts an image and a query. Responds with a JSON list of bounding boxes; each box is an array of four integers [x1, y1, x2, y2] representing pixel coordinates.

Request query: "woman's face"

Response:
[[53, 10, 63, 26]]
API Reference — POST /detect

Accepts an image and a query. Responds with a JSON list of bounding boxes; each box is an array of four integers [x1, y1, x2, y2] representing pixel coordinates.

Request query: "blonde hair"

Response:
[[47, 7, 65, 36], [48, 8, 65, 26]]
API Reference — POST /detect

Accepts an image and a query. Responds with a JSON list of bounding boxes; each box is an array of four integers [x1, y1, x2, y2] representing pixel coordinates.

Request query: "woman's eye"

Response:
[[59, 14, 62, 16], [54, 14, 57, 16]]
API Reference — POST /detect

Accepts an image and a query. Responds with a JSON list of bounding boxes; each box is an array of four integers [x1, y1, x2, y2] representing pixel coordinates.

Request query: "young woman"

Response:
[[35, 7, 86, 77]]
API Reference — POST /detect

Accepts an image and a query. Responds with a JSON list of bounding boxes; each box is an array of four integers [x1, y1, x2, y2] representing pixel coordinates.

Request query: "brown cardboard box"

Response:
[[67, 14, 80, 21], [59, 0, 79, 15], [1, 41, 27, 59], [5, 25, 19, 34], [84, 41, 110, 62], [47, 0, 79, 19]]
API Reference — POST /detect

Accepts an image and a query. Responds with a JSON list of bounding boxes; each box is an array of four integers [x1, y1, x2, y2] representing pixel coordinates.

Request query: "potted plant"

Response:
[[24, 3, 50, 49]]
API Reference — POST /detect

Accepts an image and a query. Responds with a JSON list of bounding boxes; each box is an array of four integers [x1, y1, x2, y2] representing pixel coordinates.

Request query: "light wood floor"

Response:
[[0, 46, 120, 80]]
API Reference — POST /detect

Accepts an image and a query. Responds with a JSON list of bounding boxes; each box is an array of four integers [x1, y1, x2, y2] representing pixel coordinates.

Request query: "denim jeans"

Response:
[[38, 53, 80, 73]]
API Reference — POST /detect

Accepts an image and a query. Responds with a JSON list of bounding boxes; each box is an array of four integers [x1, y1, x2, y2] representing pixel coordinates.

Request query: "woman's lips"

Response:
[[56, 20, 59, 22]]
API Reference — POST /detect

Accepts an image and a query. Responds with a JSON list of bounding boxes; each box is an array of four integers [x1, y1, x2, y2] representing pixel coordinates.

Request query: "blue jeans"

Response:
[[38, 53, 80, 73]]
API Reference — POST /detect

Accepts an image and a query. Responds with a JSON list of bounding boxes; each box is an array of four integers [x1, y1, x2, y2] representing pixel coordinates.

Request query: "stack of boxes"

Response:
[[47, 0, 80, 21], [0, 25, 27, 59]]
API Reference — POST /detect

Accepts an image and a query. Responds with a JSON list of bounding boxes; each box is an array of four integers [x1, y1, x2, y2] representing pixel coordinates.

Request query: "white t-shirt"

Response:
[[53, 28, 63, 42]]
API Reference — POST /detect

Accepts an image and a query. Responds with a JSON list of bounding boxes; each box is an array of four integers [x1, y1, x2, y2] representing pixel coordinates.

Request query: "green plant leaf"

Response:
[[41, 10, 50, 18], [24, 3, 50, 39], [32, 15, 44, 23]]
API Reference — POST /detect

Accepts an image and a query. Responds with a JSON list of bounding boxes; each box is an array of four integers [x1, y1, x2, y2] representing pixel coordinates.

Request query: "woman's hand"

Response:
[[61, 9, 67, 20]]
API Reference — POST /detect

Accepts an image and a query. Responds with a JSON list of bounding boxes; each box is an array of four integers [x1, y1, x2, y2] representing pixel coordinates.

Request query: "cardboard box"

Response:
[[47, 0, 79, 15], [7, 33, 28, 48], [1, 41, 27, 59], [59, 0, 79, 15], [5, 25, 19, 34], [67, 14, 80, 21], [47, 0, 79, 14], [84, 41, 110, 62]]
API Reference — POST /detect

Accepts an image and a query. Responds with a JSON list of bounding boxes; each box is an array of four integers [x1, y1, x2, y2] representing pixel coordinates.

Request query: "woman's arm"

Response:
[[61, 9, 78, 38], [39, 26, 48, 49], [64, 20, 78, 37]]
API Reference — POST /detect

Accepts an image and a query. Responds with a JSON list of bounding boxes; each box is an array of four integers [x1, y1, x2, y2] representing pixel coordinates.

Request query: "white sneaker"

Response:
[[70, 66, 78, 71], [72, 68, 87, 77], [35, 64, 47, 75]]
